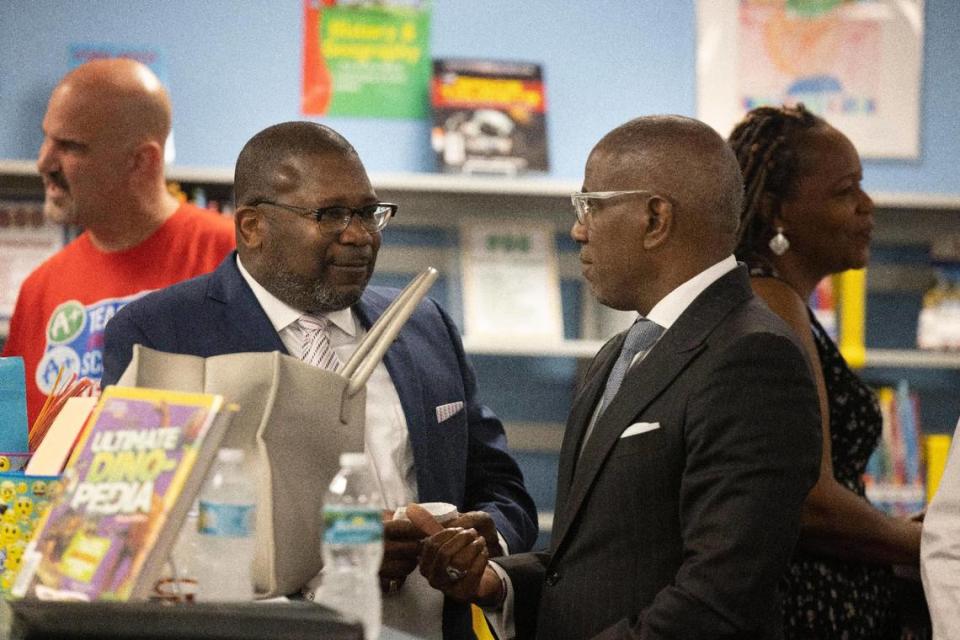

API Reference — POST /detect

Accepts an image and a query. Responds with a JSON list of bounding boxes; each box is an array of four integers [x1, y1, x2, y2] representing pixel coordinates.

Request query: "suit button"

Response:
[[545, 571, 560, 586]]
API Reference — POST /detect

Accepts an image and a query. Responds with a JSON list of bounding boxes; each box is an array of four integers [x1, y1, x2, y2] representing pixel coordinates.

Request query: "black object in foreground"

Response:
[[3, 600, 363, 640]]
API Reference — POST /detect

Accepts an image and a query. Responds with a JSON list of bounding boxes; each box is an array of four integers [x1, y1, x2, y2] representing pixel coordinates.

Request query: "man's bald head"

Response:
[[38, 58, 177, 237], [234, 121, 363, 207], [52, 58, 172, 150], [591, 115, 743, 244]]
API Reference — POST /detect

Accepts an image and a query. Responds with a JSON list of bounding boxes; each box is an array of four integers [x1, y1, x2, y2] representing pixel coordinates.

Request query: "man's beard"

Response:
[[264, 264, 366, 313]]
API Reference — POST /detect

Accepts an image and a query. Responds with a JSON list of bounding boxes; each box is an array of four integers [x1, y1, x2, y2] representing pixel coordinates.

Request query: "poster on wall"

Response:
[[430, 58, 549, 175], [68, 43, 175, 163], [302, 0, 432, 118], [460, 221, 563, 345], [696, 0, 924, 159]]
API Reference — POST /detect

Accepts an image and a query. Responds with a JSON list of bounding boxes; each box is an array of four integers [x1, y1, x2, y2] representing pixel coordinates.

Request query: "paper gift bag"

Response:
[[114, 268, 438, 598]]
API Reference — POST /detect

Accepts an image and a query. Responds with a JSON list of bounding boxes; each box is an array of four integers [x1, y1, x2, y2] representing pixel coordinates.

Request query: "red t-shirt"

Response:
[[2, 203, 235, 426]]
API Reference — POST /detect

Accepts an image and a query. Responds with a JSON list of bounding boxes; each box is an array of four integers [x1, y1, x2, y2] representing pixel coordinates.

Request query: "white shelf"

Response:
[[463, 337, 604, 358], [865, 349, 960, 369], [4, 160, 959, 208], [0, 160, 580, 197], [460, 340, 960, 368], [0, 159, 36, 176], [870, 191, 960, 211], [866, 484, 925, 503]]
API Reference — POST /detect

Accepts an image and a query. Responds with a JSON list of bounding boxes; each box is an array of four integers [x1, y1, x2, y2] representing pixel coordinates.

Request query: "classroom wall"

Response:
[[2, 1, 957, 532], [1, 0, 958, 194]]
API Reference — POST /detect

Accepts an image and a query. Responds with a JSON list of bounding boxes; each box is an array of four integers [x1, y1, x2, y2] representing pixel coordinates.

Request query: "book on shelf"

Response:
[[865, 381, 925, 516], [12, 386, 234, 601], [430, 57, 549, 176]]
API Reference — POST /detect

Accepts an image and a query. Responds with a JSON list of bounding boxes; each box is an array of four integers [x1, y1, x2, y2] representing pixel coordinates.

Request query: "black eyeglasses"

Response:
[[253, 200, 397, 233]]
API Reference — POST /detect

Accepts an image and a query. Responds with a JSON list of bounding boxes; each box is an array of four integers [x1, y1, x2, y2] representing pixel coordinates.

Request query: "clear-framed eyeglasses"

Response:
[[253, 200, 398, 234], [570, 190, 652, 226]]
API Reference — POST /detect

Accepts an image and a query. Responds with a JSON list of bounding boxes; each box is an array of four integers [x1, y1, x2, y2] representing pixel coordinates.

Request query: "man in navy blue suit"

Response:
[[102, 121, 537, 639]]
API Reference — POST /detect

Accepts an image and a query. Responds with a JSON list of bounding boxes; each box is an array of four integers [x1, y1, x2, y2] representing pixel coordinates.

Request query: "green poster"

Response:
[[318, 4, 431, 118]]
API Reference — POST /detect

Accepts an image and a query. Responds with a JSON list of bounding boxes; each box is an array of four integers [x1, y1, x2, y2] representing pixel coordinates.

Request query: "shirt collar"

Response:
[[235, 254, 357, 337], [645, 255, 738, 330]]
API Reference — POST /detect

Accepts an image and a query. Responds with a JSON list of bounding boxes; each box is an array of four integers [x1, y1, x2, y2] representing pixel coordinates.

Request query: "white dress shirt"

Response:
[[237, 256, 449, 637]]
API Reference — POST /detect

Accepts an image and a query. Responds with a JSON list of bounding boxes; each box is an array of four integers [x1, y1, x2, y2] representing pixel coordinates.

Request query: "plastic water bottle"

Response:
[[164, 503, 201, 602], [314, 452, 383, 640], [193, 448, 256, 601]]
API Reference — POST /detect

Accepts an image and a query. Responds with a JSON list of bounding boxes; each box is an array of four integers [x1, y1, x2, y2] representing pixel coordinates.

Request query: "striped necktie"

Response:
[[297, 314, 343, 372]]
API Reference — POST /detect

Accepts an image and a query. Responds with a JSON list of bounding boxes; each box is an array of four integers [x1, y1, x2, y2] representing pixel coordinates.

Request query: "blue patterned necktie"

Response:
[[599, 318, 664, 414], [298, 314, 343, 372]]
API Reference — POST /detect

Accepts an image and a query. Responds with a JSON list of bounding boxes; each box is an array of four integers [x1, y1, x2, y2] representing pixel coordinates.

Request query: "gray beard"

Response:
[[265, 266, 362, 313]]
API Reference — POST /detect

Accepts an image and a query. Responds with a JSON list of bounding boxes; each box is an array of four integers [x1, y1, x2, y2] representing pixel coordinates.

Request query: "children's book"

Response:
[[0, 473, 62, 595], [430, 58, 549, 176], [12, 386, 233, 601]]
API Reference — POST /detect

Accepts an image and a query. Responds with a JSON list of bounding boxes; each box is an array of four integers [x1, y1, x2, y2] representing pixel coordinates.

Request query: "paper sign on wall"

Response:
[[696, 0, 923, 159], [460, 221, 563, 344]]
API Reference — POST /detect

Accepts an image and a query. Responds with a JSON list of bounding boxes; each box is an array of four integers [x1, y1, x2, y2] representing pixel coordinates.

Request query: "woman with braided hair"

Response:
[[728, 104, 924, 639]]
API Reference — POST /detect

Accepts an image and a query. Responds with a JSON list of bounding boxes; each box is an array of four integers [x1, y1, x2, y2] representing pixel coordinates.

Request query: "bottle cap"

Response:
[[339, 452, 367, 468], [217, 448, 245, 463]]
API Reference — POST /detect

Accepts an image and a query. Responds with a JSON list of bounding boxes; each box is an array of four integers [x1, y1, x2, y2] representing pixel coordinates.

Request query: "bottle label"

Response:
[[323, 507, 383, 545], [198, 501, 255, 537]]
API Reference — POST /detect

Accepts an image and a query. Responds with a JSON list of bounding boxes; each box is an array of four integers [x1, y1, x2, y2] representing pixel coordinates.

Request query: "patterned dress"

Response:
[[750, 268, 898, 639]]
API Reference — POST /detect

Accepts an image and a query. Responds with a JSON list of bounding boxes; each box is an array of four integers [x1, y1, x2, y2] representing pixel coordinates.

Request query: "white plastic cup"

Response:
[[392, 502, 459, 525]]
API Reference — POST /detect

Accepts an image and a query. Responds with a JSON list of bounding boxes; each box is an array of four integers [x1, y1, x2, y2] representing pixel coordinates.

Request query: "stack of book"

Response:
[[12, 386, 232, 601]]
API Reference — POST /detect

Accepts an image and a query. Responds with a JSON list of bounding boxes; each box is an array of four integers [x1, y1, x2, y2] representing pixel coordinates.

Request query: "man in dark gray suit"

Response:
[[412, 115, 822, 639]]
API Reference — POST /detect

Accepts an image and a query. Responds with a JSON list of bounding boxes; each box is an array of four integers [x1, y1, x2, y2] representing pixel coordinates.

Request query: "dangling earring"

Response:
[[769, 226, 790, 256]]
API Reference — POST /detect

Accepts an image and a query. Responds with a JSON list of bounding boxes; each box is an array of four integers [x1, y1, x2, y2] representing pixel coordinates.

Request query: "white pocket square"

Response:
[[435, 401, 464, 424], [620, 422, 661, 438]]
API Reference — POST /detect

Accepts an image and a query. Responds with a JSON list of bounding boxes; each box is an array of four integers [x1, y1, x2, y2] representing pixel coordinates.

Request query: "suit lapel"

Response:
[[207, 253, 288, 354], [552, 266, 753, 553], [554, 336, 621, 517]]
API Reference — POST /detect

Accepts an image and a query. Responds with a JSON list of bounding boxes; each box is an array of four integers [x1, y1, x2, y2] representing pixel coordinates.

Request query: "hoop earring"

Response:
[[768, 226, 790, 256]]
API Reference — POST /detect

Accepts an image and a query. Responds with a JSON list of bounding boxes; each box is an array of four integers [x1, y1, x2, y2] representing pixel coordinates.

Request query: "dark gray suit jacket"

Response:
[[497, 265, 821, 640]]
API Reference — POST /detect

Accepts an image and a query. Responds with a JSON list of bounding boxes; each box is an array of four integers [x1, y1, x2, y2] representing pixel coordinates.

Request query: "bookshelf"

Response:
[[3, 162, 958, 541], [3, 161, 960, 369]]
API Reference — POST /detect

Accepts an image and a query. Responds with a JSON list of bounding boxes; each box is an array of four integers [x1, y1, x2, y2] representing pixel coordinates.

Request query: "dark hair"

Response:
[[728, 104, 825, 260], [233, 121, 361, 206]]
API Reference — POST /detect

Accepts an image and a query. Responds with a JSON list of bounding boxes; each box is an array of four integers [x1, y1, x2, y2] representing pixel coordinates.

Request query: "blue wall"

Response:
[[1, 1, 958, 194], [2, 1, 957, 532]]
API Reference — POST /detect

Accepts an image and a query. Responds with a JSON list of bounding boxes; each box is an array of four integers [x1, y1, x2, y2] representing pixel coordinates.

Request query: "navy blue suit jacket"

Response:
[[103, 254, 538, 638]]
